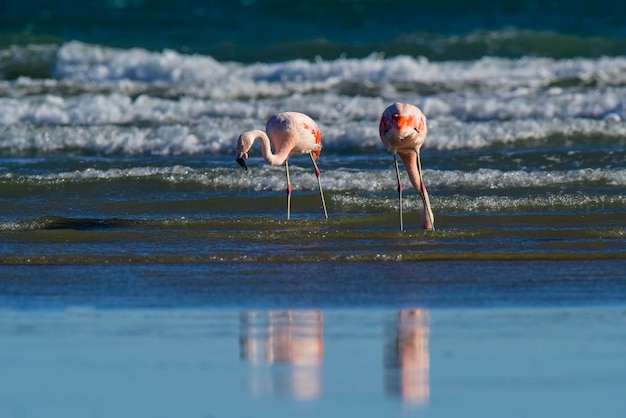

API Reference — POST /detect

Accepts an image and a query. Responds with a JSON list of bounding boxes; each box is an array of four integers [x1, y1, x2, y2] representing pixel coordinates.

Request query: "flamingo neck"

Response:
[[398, 151, 435, 230], [251, 131, 289, 166], [398, 152, 420, 190]]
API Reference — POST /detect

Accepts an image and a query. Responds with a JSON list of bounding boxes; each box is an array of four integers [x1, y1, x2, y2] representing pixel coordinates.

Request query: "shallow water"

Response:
[[2, 1, 626, 417], [0, 259, 625, 309], [2, 306, 626, 418]]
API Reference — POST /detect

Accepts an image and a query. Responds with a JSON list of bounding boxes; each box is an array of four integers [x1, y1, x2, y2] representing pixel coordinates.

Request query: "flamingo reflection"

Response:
[[240, 311, 323, 401], [384, 309, 430, 405]]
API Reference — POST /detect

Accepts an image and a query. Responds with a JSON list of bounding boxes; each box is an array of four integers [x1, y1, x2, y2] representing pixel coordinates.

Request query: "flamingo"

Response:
[[235, 111, 328, 219], [379, 103, 435, 231]]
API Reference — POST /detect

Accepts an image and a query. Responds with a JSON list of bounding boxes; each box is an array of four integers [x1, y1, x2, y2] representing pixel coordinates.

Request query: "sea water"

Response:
[[1, 1, 625, 417]]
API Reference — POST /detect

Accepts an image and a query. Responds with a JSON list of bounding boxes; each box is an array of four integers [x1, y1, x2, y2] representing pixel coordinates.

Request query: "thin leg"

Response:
[[394, 154, 403, 231], [416, 151, 435, 231], [310, 153, 328, 219], [285, 160, 292, 220]]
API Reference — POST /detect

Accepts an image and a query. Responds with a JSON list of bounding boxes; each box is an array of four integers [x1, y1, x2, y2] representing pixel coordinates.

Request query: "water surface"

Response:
[[1, 1, 625, 417]]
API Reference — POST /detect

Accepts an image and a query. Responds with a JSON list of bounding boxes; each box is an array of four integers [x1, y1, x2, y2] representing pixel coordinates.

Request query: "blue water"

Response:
[[2, 307, 626, 418], [3, 0, 626, 62], [1, 1, 626, 417], [1, 260, 626, 309]]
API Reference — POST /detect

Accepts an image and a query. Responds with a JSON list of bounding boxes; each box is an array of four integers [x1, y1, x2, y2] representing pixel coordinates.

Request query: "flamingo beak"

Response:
[[236, 157, 248, 170]]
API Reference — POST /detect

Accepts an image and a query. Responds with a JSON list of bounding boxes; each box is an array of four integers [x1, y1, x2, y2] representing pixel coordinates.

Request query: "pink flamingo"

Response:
[[236, 111, 328, 219], [379, 103, 435, 231]]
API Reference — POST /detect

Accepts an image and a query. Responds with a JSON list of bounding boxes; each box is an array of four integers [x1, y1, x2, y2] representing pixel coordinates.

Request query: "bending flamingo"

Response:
[[235, 111, 328, 219], [379, 103, 435, 231]]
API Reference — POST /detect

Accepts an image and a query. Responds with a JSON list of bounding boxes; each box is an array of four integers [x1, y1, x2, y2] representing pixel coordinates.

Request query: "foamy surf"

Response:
[[4, 164, 625, 190], [2, 42, 626, 158], [3, 3, 626, 418], [1, 113, 625, 156], [0, 40, 623, 267]]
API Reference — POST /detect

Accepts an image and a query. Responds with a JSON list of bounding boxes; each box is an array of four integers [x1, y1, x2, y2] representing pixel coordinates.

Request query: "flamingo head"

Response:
[[235, 132, 254, 170], [382, 112, 419, 139], [379, 103, 427, 152]]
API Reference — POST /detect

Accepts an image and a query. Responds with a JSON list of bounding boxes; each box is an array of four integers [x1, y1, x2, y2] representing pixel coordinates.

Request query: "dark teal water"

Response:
[[3, 0, 626, 62]]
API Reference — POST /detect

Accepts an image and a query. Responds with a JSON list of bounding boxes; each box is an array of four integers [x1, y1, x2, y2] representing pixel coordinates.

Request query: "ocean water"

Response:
[[1, 1, 625, 416]]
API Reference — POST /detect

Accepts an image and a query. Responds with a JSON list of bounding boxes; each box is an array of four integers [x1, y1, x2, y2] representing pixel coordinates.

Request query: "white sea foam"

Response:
[[219, 167, 626, 191], [332, 192, 626, 212], [0, 123, 235, 154], [2, 114, 625, 155], [1, 41, 626, 155], [54, 42, 230, 84], [427, 168, 626, 188], [3, 85, 624, 128], [7, 165, 625, 191], [52, 42, 626, 92]]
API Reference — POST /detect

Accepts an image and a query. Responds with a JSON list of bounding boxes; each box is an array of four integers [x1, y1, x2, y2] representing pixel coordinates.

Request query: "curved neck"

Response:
[[250, 130, 289, 166], [399, 150, 435, 230], [398, 151, 421, 192]]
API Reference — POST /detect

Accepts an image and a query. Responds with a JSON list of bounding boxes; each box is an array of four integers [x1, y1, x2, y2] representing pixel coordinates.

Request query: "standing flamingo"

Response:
[[379, 103, 435, 231], [235, 111, 328, 219]]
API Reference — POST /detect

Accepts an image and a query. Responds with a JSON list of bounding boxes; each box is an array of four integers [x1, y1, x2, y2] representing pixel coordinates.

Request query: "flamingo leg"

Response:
[[394, 154, 404, 231], [416, 151, 435, 231], [309, 153, 328, 219], [285, 160, 292, 220]]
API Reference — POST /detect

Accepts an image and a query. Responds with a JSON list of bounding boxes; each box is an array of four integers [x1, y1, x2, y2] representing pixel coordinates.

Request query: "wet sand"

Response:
[[1, 260, 626, 417], [1, 307, 625, 418]]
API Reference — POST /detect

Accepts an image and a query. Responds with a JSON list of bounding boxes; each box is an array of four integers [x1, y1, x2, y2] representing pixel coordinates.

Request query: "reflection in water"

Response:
[[240, 311, 323, 401], [385, 309, 430, 405]]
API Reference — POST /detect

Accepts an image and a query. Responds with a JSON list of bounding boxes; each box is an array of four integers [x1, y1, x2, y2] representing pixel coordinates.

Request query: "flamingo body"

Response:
[[236, 111, 327, 219], [379, 103, 435, 230]]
